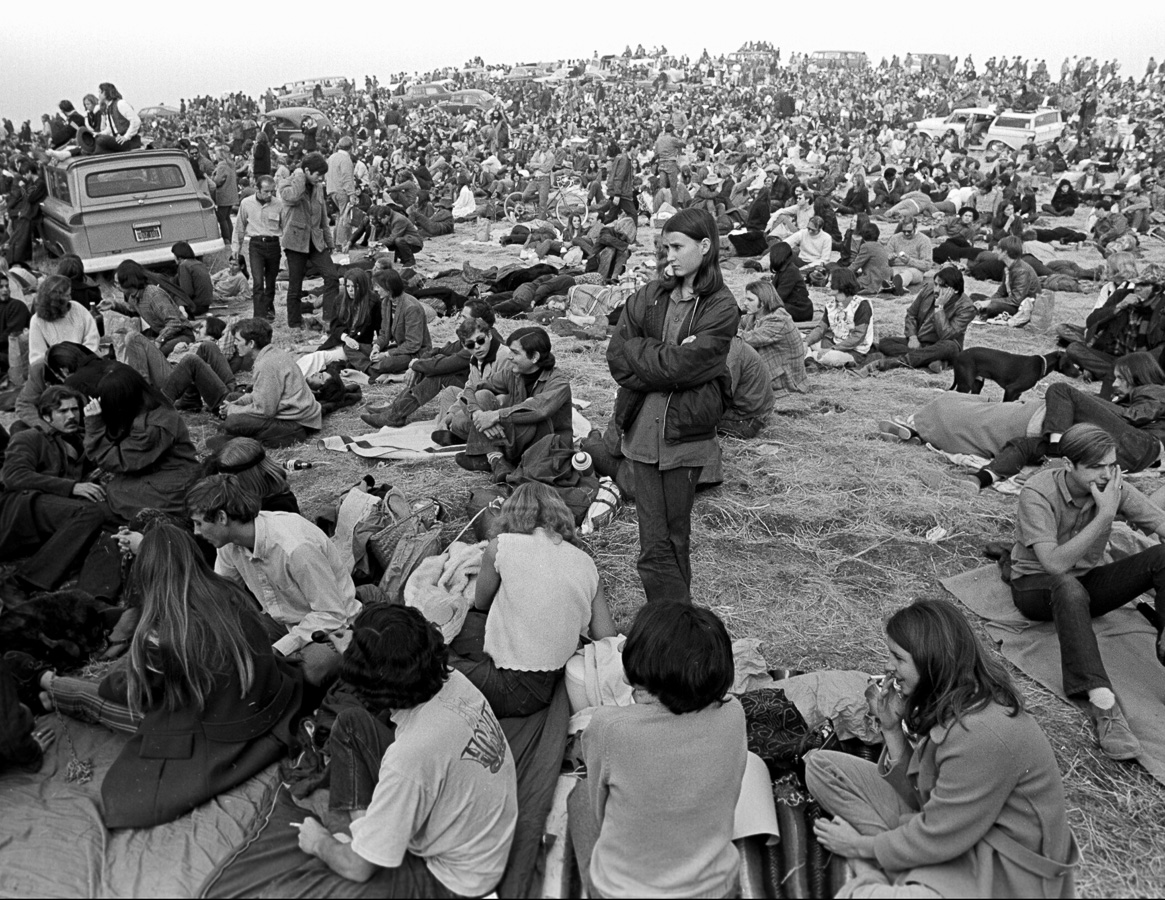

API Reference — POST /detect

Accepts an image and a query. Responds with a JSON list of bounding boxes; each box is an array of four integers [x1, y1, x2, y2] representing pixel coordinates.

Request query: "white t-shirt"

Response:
[[349, 671, 518, 896]]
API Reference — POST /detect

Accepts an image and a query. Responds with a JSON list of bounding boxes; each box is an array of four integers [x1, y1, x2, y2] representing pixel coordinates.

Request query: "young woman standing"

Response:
[[607, 208, 739, 603]]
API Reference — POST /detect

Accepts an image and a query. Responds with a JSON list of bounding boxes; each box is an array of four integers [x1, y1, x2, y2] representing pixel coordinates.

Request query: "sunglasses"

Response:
[[462, 335, 488, 348]]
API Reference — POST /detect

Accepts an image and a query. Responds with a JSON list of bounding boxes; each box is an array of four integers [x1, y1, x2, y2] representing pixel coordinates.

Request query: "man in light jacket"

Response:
[[326, 137, 357, 249]]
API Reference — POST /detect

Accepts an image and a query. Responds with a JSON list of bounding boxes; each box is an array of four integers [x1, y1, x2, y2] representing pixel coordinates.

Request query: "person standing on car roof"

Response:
[[278, 152, 339, 329], [93, 83, 141, 154]]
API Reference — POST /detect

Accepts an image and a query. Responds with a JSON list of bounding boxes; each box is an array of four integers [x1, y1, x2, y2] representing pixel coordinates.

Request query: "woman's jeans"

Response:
[[448, 610, 560, 717], [630, 460, 699, 604], [1011, 545, 1165, 696]]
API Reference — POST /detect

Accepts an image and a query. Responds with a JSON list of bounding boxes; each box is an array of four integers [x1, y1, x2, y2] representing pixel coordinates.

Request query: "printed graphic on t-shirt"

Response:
[[442, 695, 507, 773]]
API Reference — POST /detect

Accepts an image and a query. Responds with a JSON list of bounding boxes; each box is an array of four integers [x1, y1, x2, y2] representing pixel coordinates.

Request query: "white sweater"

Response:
[[28, 301, 100, 366]]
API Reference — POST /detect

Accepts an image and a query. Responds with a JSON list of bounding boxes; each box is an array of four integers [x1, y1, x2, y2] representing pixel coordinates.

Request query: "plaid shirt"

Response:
[[741, 309, 808, 392]]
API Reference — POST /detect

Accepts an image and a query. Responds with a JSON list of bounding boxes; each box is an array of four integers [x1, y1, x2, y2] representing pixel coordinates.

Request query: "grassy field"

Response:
[[10, 199, 1165, 896]]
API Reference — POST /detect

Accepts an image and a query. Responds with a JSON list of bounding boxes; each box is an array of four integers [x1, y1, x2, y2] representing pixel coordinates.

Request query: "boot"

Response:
[[360, 390, 421, 429]]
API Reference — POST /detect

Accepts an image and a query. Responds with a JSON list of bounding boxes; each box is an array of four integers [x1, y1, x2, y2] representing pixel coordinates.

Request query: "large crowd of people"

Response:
[[2, 40, 1165, 898]]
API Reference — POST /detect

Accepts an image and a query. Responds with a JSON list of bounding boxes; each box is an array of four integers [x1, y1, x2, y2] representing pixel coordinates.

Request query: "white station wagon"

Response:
[[40, 150, 225, 274]]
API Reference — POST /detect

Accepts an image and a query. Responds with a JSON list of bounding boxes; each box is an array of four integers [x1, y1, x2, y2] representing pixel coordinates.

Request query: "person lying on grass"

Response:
[[808, 598, 1078, 898]]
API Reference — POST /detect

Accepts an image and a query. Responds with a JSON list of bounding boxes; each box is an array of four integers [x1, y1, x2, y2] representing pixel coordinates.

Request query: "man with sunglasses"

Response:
[[233, 176, 283, 320]]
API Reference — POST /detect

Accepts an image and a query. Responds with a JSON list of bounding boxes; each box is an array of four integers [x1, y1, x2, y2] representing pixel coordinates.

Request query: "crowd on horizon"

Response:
[[3, 39, 1165, 900]]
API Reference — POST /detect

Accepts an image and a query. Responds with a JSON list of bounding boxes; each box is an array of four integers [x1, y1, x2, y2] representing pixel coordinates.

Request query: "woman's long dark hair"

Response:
[[887, 599, 1021, 736], [127, 524, 259, 716], [45, 341, 99, 384], [660, 207, 725, 297], [94, 364, 168, 440], [338, 268, 373, 333]]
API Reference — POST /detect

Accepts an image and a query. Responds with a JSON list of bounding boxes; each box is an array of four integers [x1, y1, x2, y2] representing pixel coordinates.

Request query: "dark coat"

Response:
[[607, 280, 738, 444], [100, 612, 304, 829], [769, 243, 814, 322]]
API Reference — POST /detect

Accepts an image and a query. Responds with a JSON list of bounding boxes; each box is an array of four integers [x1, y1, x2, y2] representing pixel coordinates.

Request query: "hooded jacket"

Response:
[[769, 243, 814, 322]]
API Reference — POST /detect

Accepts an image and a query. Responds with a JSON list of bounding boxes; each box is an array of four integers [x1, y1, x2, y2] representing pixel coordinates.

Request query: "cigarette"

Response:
[[289, 821, 304, 830]]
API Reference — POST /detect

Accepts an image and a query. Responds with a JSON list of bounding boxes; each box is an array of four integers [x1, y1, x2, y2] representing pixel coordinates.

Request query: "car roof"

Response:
[[263, 106, 330, 121], [997, 107, 1060, 117], [48, 148, 194, 172]]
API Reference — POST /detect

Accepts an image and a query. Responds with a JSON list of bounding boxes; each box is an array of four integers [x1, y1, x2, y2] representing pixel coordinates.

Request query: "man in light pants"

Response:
[[327, 136, 357, 250]]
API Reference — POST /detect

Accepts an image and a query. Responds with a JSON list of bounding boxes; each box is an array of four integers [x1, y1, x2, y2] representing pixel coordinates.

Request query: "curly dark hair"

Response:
[[341, 605, 450, 713], [34, 275, 72, 322]]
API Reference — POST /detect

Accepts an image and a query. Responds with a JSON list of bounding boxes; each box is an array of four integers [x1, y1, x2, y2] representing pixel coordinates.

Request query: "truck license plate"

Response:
[[134, 223, 162, 242]]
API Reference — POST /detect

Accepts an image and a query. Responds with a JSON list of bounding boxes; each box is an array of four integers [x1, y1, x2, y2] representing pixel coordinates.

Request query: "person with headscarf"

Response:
[[768, 242, 813, 322]]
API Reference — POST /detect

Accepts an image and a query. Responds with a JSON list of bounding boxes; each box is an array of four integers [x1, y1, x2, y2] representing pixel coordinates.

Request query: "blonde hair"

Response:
[[745, 279, 784, 313], [491, 482, 579, 545]]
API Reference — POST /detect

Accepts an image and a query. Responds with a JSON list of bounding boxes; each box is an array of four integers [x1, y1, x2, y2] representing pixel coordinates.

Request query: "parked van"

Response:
[[40, 150, 224, 274], [984, 108, 1065, 152], [808, 51, 868, 71]]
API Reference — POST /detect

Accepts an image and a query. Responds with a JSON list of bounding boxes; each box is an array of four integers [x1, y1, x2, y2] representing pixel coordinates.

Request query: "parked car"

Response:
[[911, 107, 998, 142], [984, 108, 1065, 152], [258, 107, 333, 144], [401, 82, 453, 109], [807, 50, 868, 71], [277, 76, 350, 105], [40, 149, 224, 274], [436, 90, 499, 116]]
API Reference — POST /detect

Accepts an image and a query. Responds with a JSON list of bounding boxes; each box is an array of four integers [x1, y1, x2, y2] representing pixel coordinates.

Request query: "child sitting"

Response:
[[448, 482, 617, 717], [569, 602, 747, 898], [740, 279, 808, 393], [211, 258, 252, 304]]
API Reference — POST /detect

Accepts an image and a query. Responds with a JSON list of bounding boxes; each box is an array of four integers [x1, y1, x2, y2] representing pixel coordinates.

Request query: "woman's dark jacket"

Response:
[[769, 243, 814, 322], [607, 280, 738, 444], [98, 612, 304, 829]]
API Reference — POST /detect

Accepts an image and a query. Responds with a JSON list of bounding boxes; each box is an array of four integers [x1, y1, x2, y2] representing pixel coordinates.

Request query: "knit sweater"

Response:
[[28, 302, 100, 366], [228, 344, 322, 429], [583, 698, 747, 898]]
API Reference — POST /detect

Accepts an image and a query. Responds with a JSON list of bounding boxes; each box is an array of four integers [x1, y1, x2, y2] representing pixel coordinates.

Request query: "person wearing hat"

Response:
[[693, 172, 724, 217], [327, 137, 357, 250]]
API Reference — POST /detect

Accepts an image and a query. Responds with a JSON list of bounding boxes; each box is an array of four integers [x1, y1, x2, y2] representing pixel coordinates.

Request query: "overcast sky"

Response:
[[4, 1, 1164, 123]]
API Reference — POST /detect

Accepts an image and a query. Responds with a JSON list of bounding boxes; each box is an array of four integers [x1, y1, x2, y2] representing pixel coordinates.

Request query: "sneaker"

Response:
[[876, 419, 917, 441], [1089, 700, 1141, 761], [455, 452, 493, 473]]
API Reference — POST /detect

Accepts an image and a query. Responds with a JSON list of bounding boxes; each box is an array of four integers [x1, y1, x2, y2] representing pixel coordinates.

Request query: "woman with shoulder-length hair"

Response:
[[40, 524, 305, 828], [606, 207, 740, 603], [806, 598, 1078, 898], [82, 364, 199, 521], [28, 274, 100, 367]]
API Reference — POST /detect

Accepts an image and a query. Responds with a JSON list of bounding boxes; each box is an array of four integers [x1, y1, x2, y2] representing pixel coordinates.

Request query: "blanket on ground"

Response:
[[943, 564, 1165, 786], [0, 719, 281, 898], [199, 681, 571, 899]]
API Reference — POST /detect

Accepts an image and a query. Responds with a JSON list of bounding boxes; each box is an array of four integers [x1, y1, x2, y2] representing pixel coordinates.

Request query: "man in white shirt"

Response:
[[93, 82, 141, 153], [232, 176, 284, 320], [187, 474, 360, 683]]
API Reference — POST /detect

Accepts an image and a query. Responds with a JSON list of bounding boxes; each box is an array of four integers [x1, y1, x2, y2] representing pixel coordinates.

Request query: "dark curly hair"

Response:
[[341, 605, 450, 713]]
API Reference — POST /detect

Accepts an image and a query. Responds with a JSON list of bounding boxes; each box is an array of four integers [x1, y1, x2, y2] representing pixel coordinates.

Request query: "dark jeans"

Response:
[[386, 239, 420, 266], [165, 349, 230, 410], [448, 610, 560, 717], [215, 205, 234, 243], [464, 390, 554, 462], [630, 459, 699, 603], [986, 383, 1162, 480], [13, 493, 108, 591], [932, 237, 983, 264], [877, 336, 962, 367], [222, 412, 310, 448], [248, 237, 282, 319], [1064, 342, 1116, 397], [285, 244, 340, 328], [415, 286, 468, 316], [93, 134, 142, 153], [1011, 545, 1165, 695], [977, 298, 1019, 319]]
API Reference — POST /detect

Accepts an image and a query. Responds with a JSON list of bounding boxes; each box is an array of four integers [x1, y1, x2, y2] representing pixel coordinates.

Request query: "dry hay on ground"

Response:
[[9, 198, 1165, 896]]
